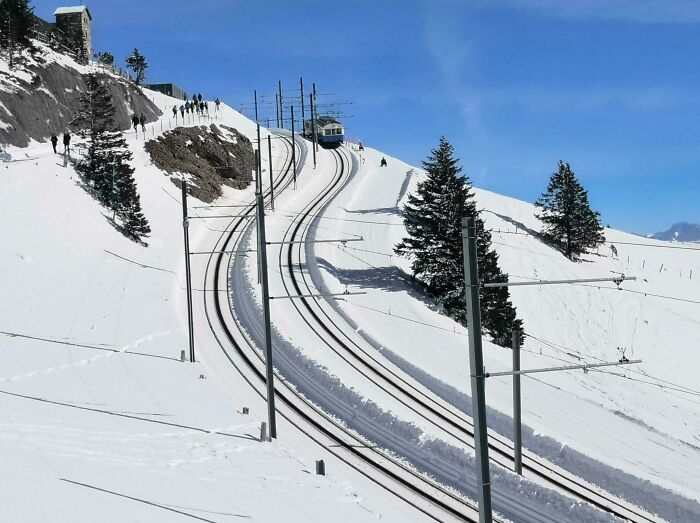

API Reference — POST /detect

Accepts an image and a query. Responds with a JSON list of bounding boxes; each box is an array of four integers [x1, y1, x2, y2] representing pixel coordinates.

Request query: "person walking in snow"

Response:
[[179, 105, 185, 118], [131, 114, 139, 133], [204, 101, 209, 114], [172, 105, 177, 118], [197, 93, 202, 103], [214, 98, 220, 111], [185, 101, 190, 114], [380, 157, 387, 167], [139, 114, 146, 132], [50, 133, 58, 154], [199, 101, 205, 114], [63, 132, 71, 153]]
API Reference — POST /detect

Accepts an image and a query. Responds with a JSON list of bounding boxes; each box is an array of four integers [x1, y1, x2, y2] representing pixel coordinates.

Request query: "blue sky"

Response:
[[33, 0, 700, 234]]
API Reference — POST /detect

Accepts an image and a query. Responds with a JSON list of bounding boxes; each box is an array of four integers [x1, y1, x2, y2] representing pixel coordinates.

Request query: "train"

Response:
[[303, 116, 344, 147]]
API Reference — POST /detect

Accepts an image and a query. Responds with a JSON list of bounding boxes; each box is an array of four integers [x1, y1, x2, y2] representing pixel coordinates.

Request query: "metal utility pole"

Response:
[[254, 90, 259, 123], [268, 135, 274, 210], [255, 150, 277, 440], [309, 92, 317, 168], [312, 83, 319, 153], [278, 81, 283, 130], [275, 93, 280, 128], [512, 329, 522, 475], [181, 181, 195, 363], [256, 122, 262, 187], [300, 77, 305, 123], [291, 105, 297, 188], [462, 216, 492, 523]]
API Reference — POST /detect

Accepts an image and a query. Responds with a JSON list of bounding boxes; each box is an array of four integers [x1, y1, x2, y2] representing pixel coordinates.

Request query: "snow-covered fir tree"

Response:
[[71, 73, 150, 243], [535, 161, 605, 260], [395, 137, 522, 346], [114, 164, 151, 242]]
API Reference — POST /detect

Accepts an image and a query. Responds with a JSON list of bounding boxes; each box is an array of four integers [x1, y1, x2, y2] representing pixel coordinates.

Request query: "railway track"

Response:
[[275, 146, 664, 523], [202, 135, 482, 522]]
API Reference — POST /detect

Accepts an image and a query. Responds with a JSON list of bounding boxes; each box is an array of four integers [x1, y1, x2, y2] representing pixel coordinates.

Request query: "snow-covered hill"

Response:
[[0, 51, 425, 522], [307, 148, 700, 521], [2, 44, 700, 522]]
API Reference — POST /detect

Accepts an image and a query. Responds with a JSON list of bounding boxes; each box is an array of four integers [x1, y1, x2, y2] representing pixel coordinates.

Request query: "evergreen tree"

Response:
[[535, 161, 605, 260], [113, 162, 151, 242], [71, 73, 150, 243], [0, 0, 37, 67], [395, 137, 522, 346], [95, 51, 114, 66], [125, 48, 147, 85]]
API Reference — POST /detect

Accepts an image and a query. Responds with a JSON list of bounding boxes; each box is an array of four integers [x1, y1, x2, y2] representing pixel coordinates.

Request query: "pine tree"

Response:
[[125, 48, 148, 85], [395, 137, 522, 346], [71, 73, 150, 243], [95, 51, 114, 66], [71, 73, 118, 203], [0, 0, 37, 67], [114, 162, 151, 242], [535, 161, 605, 260]]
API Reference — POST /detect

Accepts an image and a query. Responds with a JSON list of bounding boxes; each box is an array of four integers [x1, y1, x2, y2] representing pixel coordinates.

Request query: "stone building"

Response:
[[53, 6, 92, 59]]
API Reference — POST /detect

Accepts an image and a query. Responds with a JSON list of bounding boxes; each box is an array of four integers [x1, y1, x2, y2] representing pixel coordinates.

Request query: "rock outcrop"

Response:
[[0, 47, 160, 147], [144, 124, 255, 202]]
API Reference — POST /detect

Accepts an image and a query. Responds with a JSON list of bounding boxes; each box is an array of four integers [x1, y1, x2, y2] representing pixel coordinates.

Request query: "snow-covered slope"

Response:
[[306, 146, 700, 520], [3, 44, 700, 522], [0, 57, 429, 521]]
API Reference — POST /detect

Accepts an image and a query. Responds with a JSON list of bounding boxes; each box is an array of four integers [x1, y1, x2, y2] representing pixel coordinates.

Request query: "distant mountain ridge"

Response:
[[649, 222, 700, 242]]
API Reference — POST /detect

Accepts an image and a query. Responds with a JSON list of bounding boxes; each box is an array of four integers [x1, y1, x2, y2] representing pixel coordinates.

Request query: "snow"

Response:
[[2, 43, 699, 522], [53, 6, 89, 16], [0, 60, 431, 521], [302, 145, 700, 520]]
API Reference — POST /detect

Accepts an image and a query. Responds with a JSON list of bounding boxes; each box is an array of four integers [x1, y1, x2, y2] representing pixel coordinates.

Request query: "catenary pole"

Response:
[[300, 77, 305, 123], [312, 83, 318, 153], [512, 329, 522, 475], [268, 134, 274, 210], [278, 80, 283, 129], [256, 150, 277, 440], [462, 216, 492, 523], [291, 105, 297, 189], [275, 93, 280, 128], [309, 92, 317, 168], [254, 89, 258, 123], [181, 181, 195, 363], [256, 124, 262, 284]]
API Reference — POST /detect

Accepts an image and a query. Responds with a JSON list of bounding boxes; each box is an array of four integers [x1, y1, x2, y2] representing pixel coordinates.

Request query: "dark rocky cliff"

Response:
[[145, 124, 254, 202], [0, 51, 161, 147]]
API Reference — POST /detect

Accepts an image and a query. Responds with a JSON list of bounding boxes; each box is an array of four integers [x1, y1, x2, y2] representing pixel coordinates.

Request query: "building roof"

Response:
[[54, 6, 92, 20]]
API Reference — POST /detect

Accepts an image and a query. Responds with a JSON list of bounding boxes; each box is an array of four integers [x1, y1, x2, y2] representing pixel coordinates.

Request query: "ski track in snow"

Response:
[[0, 331, 174, 383]]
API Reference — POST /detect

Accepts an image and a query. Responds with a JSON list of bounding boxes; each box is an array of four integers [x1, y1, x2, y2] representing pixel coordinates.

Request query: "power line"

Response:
[[524, 332, 700, 397]]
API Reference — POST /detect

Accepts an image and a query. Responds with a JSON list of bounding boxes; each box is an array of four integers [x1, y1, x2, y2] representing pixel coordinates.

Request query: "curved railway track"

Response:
[[275, 146, 663, 523], [202, 135, 482, 522]]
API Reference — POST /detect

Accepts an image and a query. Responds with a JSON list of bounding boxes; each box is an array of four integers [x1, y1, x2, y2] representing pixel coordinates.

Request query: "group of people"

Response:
[[132, 113, 147, 132], [172, 93, 220, 120], [50, 132, 71, 154]]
